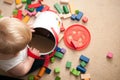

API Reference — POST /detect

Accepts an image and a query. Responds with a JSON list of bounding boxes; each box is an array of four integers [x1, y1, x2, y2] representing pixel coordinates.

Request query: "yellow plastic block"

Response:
[[22, 15, 30, 23], [68, 2, 75, 14], [15, 0, 21, 5]]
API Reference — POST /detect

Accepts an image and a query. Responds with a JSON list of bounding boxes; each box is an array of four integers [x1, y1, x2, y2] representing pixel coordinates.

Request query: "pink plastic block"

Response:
[[107, 52, 113, 59]]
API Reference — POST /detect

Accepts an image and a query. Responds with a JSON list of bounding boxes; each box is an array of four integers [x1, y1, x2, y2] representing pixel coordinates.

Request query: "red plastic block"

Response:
[[42, 5, 50, 12], [16, 10, 22, 20], [82, 16, 88, 23], [28, 3, 41, 8]]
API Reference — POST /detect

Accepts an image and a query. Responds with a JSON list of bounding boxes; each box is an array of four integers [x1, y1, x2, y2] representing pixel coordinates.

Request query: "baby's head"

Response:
[[0, 17, 32, 55]]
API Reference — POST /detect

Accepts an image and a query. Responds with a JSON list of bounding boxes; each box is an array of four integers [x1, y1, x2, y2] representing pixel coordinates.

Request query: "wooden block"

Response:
[[63, 13, 71, 19], [22, 10, 27, 16], [60, 0, 69, 4], [68, 3, 75, 14], [4, 0, 13, 5], [58, 33, 64, 42], [16, 3, 23, 9], [81, 74, 90, 79]]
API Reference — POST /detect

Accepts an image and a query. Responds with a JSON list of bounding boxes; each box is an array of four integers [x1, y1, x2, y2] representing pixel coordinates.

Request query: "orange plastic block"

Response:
[[15, 0, 21, 5], [34, 76, 39, 80], [22, 15, 30, 23], [37, 67, 46, 77]]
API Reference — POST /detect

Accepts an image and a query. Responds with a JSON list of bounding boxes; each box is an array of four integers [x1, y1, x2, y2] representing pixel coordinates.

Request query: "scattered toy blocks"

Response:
[[80, 55, 90, 63], [37, 67, 46, 77], [71, 14, 76, 20]]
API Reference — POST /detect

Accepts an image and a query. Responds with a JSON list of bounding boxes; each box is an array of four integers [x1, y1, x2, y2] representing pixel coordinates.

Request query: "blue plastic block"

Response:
[[36, 5, 44, 12], [80, 55, 90, 63], [45, 67, 51, 74], [71, 14, 76, 20], [55, 46, 61, 52], [76, 65, 86, 73], [75, 12, 83, 21]]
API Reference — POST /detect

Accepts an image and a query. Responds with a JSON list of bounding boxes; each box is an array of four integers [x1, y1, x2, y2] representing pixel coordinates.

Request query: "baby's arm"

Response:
[[7, 48, 40, 77]]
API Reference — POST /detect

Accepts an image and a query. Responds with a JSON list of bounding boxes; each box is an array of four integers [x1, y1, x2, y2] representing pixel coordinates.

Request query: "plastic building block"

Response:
[[42, 5, 50, 12], [27, 0, 31, 5], [54, 51, 64, 59], [13, 9, 18, 16], [28, 75, 34, 80], [36, 5, 44, 12], [50, 57, 55, 63], [80, 61, 87, 67], [75, 12, 83, 21], [55, 76, 61, 80], [22, 0, 26, 3], [45, 67, 51, 74], [71, 14, 76, 20], [54, 3, 64, 14], [4, 0, 13, 5], [55, 46, 61, 52], [80, 55, 90, 63], [28, 3, 41, 8], [71, 68, 81, 76], [68, 3, 75, 14], [16, 10, 22, 20], [60, 48, 66, 54], [71, 40, 80, 49], [34, 76, 39, 80], [82, 16, 88, 23], [15, 0, 21, 5], [37, 67, 46, 77], [63, 13, 71, 19], [76, 65, 86, 73], [16, 3, 23, 9], [60, 0, 69, 4], [75, 10, 80, 14], [66, 61, 72, 68], [22, 15, 30, 23], [81, 74, 90, 80], [63, 5, 69, 14], [107, 52, 113, 59], [54, 67, 60, 73]]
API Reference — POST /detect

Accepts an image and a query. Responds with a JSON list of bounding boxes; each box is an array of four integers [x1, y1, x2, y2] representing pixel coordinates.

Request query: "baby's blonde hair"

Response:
[[0, 17, 32, 55]]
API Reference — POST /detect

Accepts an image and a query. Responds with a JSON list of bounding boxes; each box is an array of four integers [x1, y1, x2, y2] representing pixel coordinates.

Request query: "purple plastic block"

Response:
[[60, 48, 66, 54]]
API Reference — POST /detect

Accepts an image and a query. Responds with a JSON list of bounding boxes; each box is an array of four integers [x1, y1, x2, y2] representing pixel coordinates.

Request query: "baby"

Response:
[[0, 17, 44, 77]]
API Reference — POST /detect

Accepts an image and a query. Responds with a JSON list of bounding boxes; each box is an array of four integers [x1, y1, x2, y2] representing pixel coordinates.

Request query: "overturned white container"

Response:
[[29, 11, 62, 55]]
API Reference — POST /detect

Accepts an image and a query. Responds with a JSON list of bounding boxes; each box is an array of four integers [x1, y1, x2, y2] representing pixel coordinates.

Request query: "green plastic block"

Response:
[[63, 5, 69, 14], [66, 61, 71, 68], [50, 57, 55, 63], [55, 76, 61, 80], [75, 10, 80, 14], [27, 0, 31, 5], [54, 67, 60, 73], [54, 3, 64, 14], [0, 15, 3, 18], [22, 0, 27, 3], [25, 4, 34, 12], [28, 75, 34, 80], [80, 61, 87, 67], [54, 51, 63, 59], [71, 68, 80, 76], [13, 9, 18, 15]]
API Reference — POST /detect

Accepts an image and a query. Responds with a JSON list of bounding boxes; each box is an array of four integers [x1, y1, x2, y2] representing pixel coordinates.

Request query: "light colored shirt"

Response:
[[0, 47, 28, 72]]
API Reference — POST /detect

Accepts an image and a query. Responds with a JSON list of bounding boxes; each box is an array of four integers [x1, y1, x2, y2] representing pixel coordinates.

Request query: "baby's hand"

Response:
[[29, 47, 40, 56]]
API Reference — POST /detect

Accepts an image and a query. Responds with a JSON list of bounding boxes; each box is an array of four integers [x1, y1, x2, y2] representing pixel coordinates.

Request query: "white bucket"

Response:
[[29, 11, 62, 55]]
